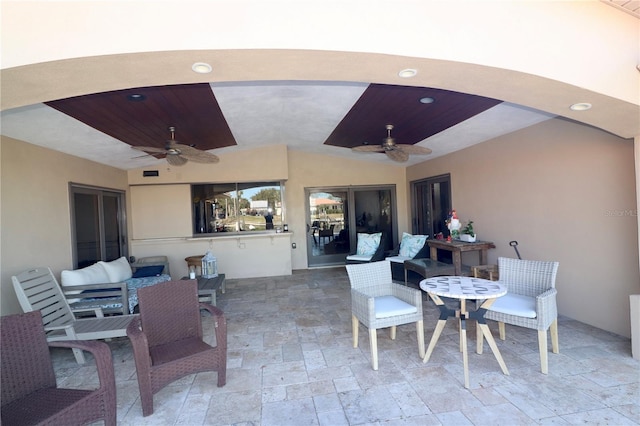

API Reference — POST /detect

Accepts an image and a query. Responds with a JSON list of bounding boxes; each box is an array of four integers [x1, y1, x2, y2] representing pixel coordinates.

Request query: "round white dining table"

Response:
[[419, 276, 509, 388]]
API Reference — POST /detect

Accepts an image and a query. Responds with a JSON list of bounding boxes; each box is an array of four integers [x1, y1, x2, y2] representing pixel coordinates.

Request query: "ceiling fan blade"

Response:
[[386, 149, 409, 162], [166, 153, 188, 166], [180, 151, 220, 164], [397, 144, 433, 155], [172, 144, 220, 163], [352, 145, 385, 152], [132, 146, 167, 154]]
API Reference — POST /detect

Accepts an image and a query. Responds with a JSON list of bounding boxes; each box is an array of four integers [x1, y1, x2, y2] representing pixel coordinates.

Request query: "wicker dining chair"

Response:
[[479, 256, 560, 374], [127, 280, 227, 417], [345, 260, 425, 370], [1, 311, 116, 426]]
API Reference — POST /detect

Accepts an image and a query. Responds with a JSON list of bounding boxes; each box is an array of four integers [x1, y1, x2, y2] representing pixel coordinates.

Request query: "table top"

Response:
[[427, 239, 495, 250], [419, 276, 506, 299]]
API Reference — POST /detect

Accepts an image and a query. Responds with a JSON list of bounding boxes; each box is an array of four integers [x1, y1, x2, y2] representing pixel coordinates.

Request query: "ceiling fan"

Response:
[[352, 124, 432, 162], [132, 126, 220, 166]]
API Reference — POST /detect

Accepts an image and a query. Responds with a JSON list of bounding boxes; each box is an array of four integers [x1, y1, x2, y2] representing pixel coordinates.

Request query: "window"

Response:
[[192, 181, 284, 235], [69, 184, 127, 268]]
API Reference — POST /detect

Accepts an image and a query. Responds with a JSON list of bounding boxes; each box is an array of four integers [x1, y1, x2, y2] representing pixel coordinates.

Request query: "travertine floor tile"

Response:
[[50, 267, 639, 425]]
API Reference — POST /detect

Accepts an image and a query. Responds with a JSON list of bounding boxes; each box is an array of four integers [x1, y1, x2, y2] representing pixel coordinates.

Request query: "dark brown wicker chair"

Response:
[[1, 311, 116, 426], [127, 279, 227, 417]]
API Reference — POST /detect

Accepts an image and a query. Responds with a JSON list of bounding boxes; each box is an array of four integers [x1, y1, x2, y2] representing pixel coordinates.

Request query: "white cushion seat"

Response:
[[346, 254, 374, 262], [488, 293, 537, 319], [374, 295, 418, 319], [385, 255, 411, 264]]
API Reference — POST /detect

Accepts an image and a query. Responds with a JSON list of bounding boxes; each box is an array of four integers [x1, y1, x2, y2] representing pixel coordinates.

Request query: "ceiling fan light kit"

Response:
[[352, 124, 432, 163], [132, 126, 220, 166]]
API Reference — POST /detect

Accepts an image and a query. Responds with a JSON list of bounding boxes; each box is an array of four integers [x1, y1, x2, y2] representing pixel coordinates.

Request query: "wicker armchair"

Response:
[[1, 311, 116, 426], [127, 280, 227, 417], [479, 256, 560, 374], [345, 260, 425, 370]]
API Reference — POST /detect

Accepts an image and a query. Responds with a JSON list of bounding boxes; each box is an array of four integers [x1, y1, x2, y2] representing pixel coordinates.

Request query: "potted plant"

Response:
[[459, 220, 476, 242]]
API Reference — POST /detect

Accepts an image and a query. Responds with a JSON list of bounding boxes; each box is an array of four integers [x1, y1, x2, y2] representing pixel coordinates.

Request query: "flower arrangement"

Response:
[[446, 210, 477, 242]]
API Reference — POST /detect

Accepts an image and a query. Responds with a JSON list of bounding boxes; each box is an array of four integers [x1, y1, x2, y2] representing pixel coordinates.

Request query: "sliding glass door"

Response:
[[306, 185, 397, 267], [70, 184, 127, 268], [411, 173, 451, 238]]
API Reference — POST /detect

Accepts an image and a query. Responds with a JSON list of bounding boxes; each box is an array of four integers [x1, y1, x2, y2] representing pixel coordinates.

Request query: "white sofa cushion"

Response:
[[488, 293, 537, 318], [61, 262, 110, 286], [346, 254, 373, 262], [374, 295, 418, 319], [99, 256, 132, 282]]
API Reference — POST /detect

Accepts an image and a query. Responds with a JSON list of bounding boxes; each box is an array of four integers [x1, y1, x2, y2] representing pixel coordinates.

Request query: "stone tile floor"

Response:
[[53, 267, 640, 425]]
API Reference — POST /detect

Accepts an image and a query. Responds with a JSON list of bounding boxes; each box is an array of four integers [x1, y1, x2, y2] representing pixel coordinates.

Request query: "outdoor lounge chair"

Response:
[[127, 280, 227, 416], [479, 256, 560, 374], [345, 260, 425, 370], [12, 267, 136, 364], [1, 311, 117, 426]]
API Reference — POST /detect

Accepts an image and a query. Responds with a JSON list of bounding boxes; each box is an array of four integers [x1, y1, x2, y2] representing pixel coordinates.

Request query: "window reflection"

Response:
[[192, 182, 284, 235]]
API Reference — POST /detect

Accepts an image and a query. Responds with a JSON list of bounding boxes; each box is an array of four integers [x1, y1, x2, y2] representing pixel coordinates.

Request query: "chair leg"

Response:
[[139, 381, 155, 417], [550, 319, 559, 354], [352, 315, 359, 348], [498, 322, 506, 340], [538, 329, 548, 374], [416, 320, 425, 358], [72, 347, 86, 364], [390, 325, 397, 340], [476, 323, 484, 354], [369, 328, 378, 370]]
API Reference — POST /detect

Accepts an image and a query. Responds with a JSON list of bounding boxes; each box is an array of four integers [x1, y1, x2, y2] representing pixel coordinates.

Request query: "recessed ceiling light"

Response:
[[419, 97, 435, 104], [192, 62, 212, 74], [570, 102, 592, 111], [127, 94, 146, 102], [398, 69, 417, 78]]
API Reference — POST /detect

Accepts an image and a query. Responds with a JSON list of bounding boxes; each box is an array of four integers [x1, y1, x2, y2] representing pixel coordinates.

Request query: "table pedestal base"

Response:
[[423, 294, 509, 388]]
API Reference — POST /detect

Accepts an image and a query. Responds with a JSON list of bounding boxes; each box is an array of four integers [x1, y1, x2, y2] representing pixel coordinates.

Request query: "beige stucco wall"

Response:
[[0, 136, 128, 315], [408, 118, 639, 338], [2, 119, 638, 338], [124, 145, 407, 278]]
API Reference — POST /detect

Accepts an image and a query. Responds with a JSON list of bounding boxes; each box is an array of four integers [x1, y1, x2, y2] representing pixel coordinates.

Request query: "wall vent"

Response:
[[143, 170, 159, 177]]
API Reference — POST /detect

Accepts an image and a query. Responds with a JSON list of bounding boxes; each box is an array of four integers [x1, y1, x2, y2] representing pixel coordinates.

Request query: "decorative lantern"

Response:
[[201, 250, 218, 278]]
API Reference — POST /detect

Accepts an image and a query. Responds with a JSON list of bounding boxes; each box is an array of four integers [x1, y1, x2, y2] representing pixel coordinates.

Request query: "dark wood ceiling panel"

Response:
[[324, 84, 501, 148], [46, 83, 236, 150]]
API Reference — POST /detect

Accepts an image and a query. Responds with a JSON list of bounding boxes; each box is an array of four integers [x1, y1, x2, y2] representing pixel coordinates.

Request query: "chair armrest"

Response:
[[199, 303, 227, 350], [536, 287, 558, 329], [350, 288, 378, 324], [390, 283, 424, 309], [126, 316, 152, 368], [62, 281, 129, 315], [49, 340, 115, 390]]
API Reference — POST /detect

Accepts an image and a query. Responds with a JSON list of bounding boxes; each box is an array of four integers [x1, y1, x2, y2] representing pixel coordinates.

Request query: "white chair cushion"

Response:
[[488, 293, 537, 318], [346, 254, 373, 262], [61, 262, 110, 286], [374, 295, 418, 319], [399, 232, 428, 258], [385, 255, 411, 264], [98, 256, 133, 282], [356, 233, 382, 256]]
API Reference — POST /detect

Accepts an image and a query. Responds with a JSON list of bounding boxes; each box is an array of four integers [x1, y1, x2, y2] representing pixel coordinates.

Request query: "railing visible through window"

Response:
[[192, 182, 285, 235]]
